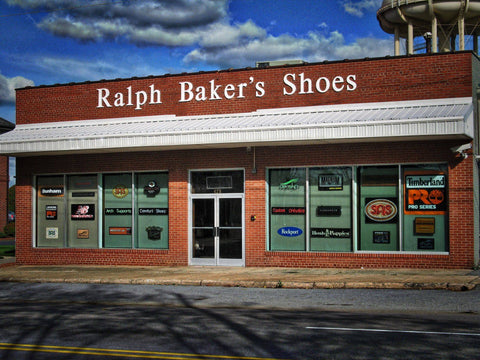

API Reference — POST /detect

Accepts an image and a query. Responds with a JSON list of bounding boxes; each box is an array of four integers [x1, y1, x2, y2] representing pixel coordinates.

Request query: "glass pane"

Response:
[[269, 168, 306, 251], [103, 174, 132, 248], [309, 167, 352, 252], [192, 199, 214, 258], [193, 199, 214, 227], [358, 166, 399, 251], [193, 229, 214, 258], [219, 198, 242, 259], [36, 176, 65, 247], [135, 172, 169, 249], [191, 170, 244, 194], [402, 164, 448, 252], [67, 175, 98, 248], [220, 198, 242, 227], [219, 229, 242, 259]]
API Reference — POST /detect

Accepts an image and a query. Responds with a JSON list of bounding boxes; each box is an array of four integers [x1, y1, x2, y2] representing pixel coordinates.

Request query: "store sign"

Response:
[[414, 217, 435, 235], [96, 72, 357, 111], [279, 178, 299, 190], [109, 227, 132, 235], [318, 175, 343, 191], [46, 227, 58, 239], [373, 231, 390, 244], [138, 208, 168, 215], [418, 238, 435, 250], [271, 207, 305, 215], [112, 184, 129, 199], [316, 206, 341, 217], [144, 180, 160, 197], [365, 199, 397, 222], [71, 204, 95, 220], [311, 228, 351, 238], [45, 205, 57, 220], [39, 186, 64, 197], [405, 174, 446, 214], [72, 192, 95, 197], [77, 229, 89, 239], [105, 208, 132, 215], [277, 227, 303, 237]]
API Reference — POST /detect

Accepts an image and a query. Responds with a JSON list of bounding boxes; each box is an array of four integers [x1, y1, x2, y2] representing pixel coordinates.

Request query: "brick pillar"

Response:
[[0, 156, 9, 231]]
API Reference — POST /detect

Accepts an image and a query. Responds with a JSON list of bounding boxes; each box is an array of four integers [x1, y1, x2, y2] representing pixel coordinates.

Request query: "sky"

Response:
[[0, 0, 395, 184]]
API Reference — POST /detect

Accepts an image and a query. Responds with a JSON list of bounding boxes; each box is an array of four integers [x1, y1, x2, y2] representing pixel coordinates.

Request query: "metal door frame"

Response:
[[189, 192, 245, 266]]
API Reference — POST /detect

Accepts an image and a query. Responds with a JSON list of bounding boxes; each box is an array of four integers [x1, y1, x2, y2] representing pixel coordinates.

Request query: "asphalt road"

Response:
[[0, 283, 478, 359]]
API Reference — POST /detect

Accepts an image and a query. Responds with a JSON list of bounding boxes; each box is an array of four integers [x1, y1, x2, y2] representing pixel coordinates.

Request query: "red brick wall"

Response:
[[0, 156, 8, 231], [16, 52, 474, 124], [15, 140, 475, 268]]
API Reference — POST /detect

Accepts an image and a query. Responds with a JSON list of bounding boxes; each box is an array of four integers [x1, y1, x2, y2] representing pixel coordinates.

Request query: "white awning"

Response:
[[0, 97, 473, 156]]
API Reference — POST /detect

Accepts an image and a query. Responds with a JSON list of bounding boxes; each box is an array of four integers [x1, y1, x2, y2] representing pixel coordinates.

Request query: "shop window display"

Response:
[[135, 172, 169, 249], [402, 164, 448, 252], [309, 167, 352, 252], [269, 168, 306, 251], [103, 173, 133, 248], [36, 175, 66, 247], [357, 166, 399, 251], [35, 172, 168, 249], [268, 164, 448, 253]]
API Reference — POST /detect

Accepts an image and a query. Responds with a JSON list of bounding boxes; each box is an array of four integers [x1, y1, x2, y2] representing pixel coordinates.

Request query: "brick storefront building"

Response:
[[0, 51, 478, 268]]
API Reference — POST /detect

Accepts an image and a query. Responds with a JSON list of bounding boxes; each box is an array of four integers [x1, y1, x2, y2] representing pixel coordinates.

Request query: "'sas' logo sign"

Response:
[[365, 199, 397, 222], [112, 184, 129, 199]]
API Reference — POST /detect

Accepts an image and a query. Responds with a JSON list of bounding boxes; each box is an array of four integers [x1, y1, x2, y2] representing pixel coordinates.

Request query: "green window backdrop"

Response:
[[103, 173, 133, 248], [358, 166, 399, 251], [36, 175, 65, 247], [268, 164, 447, 253], [309, 167, 352, 252], [67, 175, 99, 248], [269, 168, 306, 251], [135, 173, 169, 249]]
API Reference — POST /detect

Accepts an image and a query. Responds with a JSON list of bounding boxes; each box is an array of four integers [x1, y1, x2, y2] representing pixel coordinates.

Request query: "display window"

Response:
[[135, 172, 169, 249], [36, 175, 66, 247], [269, 168, 306, 251], [103, 173, 133, 248], [358, 166, 399, 251], [402, 164, 448, 252], [309, 167, 352, 252], [67, 175, 99, 248], [35, 172, 168, 249], [268, 164, 448, 253]]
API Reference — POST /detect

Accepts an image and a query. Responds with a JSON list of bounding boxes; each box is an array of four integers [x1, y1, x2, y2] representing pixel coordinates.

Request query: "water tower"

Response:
[[377, 0, 480, 55]]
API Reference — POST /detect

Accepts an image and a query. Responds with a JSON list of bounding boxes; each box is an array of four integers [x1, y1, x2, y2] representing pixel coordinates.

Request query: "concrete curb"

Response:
[[0, 264, 478, 291], [0, 277, 476, 291]]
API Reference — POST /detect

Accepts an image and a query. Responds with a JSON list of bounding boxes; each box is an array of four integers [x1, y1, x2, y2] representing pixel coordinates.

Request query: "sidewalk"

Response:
[[0, 259, 479, 291]]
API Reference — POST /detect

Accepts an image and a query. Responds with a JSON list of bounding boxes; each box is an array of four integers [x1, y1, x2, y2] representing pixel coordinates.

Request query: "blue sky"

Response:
[[0, 0, 393, 120], [0, 0, 392, 184]]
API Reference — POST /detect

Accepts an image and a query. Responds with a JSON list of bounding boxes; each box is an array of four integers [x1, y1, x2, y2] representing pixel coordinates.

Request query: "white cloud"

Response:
[[36, 55, 163, 82], [0, 74, 34, 105], [185, 31, 393, 68], [341, 0, 382, 17], [199, 20, 266, 47], [12, 0, 229, 45], [5, 0, 392, 73]]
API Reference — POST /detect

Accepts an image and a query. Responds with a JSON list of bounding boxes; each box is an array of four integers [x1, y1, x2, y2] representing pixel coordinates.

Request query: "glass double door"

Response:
[[191, 195, 244, 266]]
